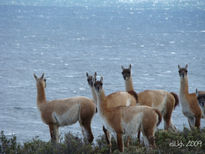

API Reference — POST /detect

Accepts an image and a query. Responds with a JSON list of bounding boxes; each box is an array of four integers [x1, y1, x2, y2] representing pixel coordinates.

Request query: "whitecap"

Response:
[[143, 73, 150, 76], [75, 37, 85, 41], [169, 41, 175, 44], [104, 46, 112, 48], [144, 77, 155, 81], [65, 75, 74, 78], [5, 132, 16, 136], [8, 85, 22, 88], [31, 107, 37, 109], [110, 58, 120, 60], [164, 8, 170, 10], [171, 52, 176, 54], [165, 70, 172, 74], [200, 30, 205, 33], [157, 74, 165, 77], [79, 87, 85, 91], [73, 90, 77, 94]]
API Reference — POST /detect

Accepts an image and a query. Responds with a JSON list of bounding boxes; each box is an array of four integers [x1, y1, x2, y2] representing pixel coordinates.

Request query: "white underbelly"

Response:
[[152, 95, 167, 113], [122, 112, 143, 135], [180, 97, 193, 117], [52, 104, 80, 126], [101, 116, 114, 133], [199, 106, 205, 118]]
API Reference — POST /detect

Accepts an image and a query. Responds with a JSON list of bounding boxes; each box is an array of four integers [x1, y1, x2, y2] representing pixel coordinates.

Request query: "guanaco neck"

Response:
[[180, 75, 189, 97], [96, 89, 106, 113], [125, 76, 134, 92], [90, 86, 97, 104], [36, 83, 46, 107]]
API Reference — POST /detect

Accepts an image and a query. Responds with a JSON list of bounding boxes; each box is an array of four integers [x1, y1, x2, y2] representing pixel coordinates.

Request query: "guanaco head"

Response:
[[121, 64, 132, 81], [34, 73, 46, 88], [93, 74, 103, 93], [196, 89, 205, 114], [178, 64, 188, 78], [86, 72, 97, 87]]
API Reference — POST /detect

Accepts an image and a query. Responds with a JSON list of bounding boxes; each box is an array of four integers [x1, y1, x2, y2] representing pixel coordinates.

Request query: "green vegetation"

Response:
[[1, 128, 205, 154]]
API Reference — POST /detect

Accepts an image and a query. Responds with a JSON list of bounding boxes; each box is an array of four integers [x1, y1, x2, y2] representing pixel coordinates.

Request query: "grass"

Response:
[[0, 128, 205, 154]]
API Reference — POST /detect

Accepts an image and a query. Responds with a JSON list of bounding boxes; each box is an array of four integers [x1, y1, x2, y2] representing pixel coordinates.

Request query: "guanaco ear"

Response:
[[121, 65, 124, 70], [40, 73, 44, 79], [178, 65, 181, 70], [93, 72, 97, 82], [33, 73, 38, 80], [100, 76, 103, 83], [185, 64, 188, 69], [196, 88, 199, 97], [86, 72, 89, 77], [129, 64, 131, 70], [94, 72, 97, 78]]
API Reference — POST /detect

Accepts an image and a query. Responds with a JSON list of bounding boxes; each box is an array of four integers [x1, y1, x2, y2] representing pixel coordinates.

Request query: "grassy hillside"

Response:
[[1, 128, 205, 154]]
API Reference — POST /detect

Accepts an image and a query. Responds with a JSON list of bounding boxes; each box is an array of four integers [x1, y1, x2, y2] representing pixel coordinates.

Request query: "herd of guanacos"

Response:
[[33, 64, 205, 152]]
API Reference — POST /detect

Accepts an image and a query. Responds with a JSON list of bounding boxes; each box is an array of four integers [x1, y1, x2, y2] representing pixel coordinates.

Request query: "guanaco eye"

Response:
[[44, 79, 46, 82]]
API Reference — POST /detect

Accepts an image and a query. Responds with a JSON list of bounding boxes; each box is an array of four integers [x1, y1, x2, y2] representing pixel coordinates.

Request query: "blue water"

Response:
[[0, 3, 205, 142]]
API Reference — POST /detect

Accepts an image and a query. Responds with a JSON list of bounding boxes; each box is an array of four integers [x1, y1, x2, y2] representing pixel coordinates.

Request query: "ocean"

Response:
[[0, 2, 205, 142]]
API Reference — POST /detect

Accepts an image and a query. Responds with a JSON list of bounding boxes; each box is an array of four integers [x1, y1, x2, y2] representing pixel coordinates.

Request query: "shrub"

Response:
[[0, 128, 205, 154]]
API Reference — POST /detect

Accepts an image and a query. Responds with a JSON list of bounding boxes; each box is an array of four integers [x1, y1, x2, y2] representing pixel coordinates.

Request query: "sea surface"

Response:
[[0, 3, 205, 142]]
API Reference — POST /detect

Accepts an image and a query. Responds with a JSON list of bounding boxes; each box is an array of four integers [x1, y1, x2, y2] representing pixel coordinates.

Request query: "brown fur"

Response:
[[122, 66, 177, 131], [196, 90, 205, 118], [163, 94, 175, 130], [187, 94, 202, 117], [103, 126, 110, 145], [102, 106, 160, 151], [34, 74, 96, 143], [198, 91, 205, 95], [104, 91, 137, 109], [183, 93, 202, 129], [153, 109, 162, 126], [128, 90, 138, 103], [117, 133, 124, 152], [94, 78, 160, 152], [187, 93, 201, 128], [170, 92, 179, 108], [138, 90, 163, 106], [179, 65, 202, 129], [49, 124, 58, 143]]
